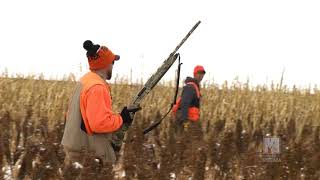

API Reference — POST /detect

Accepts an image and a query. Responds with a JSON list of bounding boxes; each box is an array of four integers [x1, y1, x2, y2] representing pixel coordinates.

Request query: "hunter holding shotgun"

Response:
[[173, 65, 206, 133], [61, 40, 141, 169]]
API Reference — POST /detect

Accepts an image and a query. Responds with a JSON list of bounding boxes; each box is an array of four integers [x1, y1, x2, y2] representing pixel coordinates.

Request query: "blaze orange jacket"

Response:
[[79, 72, 123, 135]]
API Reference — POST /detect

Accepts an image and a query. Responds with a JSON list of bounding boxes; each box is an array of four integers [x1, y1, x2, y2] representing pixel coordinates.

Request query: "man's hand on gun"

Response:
[[120, 105, 142, 128], [112, 105, 142, 152]]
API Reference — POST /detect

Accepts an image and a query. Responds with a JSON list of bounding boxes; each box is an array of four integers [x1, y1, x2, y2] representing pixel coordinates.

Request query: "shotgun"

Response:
[[113, 21, 201, 167]]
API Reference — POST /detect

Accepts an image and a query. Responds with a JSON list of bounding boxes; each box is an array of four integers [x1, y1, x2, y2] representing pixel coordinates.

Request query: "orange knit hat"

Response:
[[83, 40, 120, 70]]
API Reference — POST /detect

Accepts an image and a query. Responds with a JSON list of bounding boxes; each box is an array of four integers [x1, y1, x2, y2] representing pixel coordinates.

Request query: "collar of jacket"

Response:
[[184, 77, 200, 87]]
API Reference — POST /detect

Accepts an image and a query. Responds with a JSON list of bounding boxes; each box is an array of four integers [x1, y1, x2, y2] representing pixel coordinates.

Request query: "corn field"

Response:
[[0, 75, 319, 180]]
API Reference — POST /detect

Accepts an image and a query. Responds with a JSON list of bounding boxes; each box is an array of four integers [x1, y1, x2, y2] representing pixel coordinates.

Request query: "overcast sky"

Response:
[[0, 0, 319, 87]]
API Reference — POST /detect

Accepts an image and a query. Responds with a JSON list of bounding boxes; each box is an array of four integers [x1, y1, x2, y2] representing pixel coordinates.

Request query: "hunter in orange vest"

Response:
[[173, 65, 205, 125], [61, 40, 141, 169]]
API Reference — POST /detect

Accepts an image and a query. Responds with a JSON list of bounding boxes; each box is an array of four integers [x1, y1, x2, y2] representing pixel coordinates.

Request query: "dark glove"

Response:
[[120, 106, 142, 127], [111, 142, 121, 152]]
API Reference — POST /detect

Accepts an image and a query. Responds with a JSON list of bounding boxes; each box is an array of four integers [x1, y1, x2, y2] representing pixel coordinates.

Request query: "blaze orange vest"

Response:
[[172, 82, 201, 122], [79, 72, 111, 135]]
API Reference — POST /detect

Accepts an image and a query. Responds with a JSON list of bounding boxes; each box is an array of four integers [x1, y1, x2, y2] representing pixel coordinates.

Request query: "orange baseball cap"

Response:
[[193, 65, 206, 76]]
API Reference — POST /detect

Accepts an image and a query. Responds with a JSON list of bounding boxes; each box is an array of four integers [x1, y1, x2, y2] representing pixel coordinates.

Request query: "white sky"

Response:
[[0, 0, 319, 87]]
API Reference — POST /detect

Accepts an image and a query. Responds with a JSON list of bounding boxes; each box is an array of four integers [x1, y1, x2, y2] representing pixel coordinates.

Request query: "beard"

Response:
[[106, 70, 112, 80]]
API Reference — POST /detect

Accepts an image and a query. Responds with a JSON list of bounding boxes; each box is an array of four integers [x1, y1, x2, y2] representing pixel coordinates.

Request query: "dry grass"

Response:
[[0, 75, 319, 180]]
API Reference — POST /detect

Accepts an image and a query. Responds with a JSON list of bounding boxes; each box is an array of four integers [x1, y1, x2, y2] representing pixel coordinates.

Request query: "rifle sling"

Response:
[[143, 54, 182, 135]]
